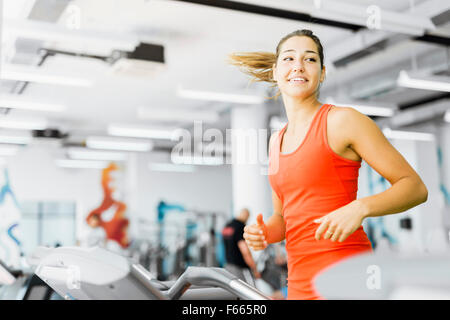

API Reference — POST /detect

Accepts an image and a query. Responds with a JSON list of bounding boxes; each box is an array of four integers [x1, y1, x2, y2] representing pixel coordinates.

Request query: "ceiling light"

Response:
[[177, 86, 265, 105], [382, 128, 435, 141], [0, 145, 21, 156], [171, 154, 224, 166], [149, 163, 196, 173], [397, 71, 450, 92], [0, 131, 32, 144], [1, 64, 94, 87], [138, 106, 219, 123], [108, 124, 178, 140], [326, 98, 395, 117], [86, 136, 153, 152], [66, 148, 128, 161], [55, 159, 110, 169], [0, 117, 48, 130], [0, 94, 67, 112]]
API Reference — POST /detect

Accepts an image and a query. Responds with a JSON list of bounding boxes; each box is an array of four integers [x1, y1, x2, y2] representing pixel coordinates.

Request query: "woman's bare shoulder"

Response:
[[327, 105, 376, 152], [328, 105, 371, 131]]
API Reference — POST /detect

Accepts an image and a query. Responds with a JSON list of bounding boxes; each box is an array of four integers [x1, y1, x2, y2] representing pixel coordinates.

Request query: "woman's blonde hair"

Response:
[[227, 29, 324, 100]]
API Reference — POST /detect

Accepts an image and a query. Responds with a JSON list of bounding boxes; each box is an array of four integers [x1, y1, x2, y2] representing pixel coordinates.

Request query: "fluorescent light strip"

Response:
[[397, 71, 450, 92], [86, 136, 153, 152], [0, 133, 32, 144], [0, 145, 21, 156], [55, 159, 109, 169], [177, 86, 265, 105], [67, 148, 128, 161], [0, 95, 67, 112], [326, 98, 395, 117], [352, 105, 395, 117], [382, 128, 435, 141], [0, 118, 47, 130], [2, 65, 94, 87], [108, 124, 178, 140], [171, 154, 224, 166], [149, 163, 196, 173], [138, 106, 219, 123]]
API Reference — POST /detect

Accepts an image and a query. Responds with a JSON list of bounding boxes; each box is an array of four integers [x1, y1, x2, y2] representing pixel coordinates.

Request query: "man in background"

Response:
[[222, 208, 261, 285]]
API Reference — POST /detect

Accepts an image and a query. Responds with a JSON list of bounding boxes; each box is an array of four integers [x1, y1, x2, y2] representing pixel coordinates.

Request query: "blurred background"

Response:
[[0, 0, 449, 299]]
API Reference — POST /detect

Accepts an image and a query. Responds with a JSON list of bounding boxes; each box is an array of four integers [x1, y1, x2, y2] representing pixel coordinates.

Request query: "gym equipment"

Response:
[[0, 259, 61, 300], [314, 251, 450, 299], [257, 245, 287, 293], [27, 246, 271, 300], [155, 201, 226, 280]]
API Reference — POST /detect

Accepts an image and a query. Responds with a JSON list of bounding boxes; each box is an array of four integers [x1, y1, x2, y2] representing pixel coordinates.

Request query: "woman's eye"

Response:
[[283, 57, 292, 61], [306, 58, 316, 62]]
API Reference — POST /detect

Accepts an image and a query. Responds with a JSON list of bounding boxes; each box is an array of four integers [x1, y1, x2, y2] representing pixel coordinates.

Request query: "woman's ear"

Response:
[[320, 65, 326, 83]]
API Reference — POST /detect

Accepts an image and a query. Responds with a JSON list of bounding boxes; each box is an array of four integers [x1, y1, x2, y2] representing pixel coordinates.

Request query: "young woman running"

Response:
[[229, 29, 428, 300]]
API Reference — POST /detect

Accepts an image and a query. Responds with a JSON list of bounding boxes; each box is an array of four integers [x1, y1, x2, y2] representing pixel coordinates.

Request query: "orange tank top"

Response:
[[268, 103, 372, 299]]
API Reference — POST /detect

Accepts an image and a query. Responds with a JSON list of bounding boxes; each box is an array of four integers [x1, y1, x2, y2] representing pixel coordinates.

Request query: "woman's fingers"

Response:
[[244, 224, 264, 234], [314, 219, 329, 240], [244, 223, 267, 250], [246, 240, 267, 251], [243, 232, 264, 241]]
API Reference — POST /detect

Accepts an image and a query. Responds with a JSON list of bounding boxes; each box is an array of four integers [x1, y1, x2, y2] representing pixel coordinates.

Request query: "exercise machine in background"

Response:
[[152, 200, 226, 280]]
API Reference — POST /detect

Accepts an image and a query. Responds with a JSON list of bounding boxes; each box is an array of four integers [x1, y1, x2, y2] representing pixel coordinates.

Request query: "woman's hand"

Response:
[[243, 214, 268, 251], [314, 200, 367, 242]]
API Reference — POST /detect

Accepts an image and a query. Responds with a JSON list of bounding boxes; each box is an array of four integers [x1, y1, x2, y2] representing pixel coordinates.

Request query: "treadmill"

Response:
[[27, 246, 271, 300]]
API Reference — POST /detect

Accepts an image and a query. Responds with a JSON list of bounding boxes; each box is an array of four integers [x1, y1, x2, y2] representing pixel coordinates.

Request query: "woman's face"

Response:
[[273, 36, 325, 100]]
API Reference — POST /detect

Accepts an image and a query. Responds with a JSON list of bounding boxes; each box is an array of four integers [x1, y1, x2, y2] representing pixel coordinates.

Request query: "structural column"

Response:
[[230, 103, 271, 225]]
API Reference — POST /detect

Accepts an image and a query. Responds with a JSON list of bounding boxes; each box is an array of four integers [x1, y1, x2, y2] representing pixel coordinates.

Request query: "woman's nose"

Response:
[[292, 62, 304, 73]]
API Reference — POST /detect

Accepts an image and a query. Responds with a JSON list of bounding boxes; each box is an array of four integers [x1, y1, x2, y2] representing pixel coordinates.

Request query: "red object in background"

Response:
[[86, 163, 130, 248]]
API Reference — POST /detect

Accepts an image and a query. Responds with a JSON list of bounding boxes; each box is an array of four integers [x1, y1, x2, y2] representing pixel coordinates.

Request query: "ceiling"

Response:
[[0, 0, 449, 153]]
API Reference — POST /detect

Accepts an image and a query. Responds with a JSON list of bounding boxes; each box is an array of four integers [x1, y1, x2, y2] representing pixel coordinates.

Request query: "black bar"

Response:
[[171, 0, 363, 31]]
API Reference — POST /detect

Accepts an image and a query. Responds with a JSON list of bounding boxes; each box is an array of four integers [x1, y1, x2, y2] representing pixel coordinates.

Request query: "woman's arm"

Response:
[[265, 190, 286, 244], [243, 190, 286, 250], [266, 131, 286, 244], [315, 107, 428, 242], [345, 107, 428, 217]]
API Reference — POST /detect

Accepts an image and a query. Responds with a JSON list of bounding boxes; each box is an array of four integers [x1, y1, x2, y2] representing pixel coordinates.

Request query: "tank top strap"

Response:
[[307, 103, 332, 144], [269, 123, 287, 156]]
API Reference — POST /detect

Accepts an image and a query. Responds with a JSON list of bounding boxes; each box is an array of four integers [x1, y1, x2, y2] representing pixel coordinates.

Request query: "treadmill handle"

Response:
[[166, 267, 270, 300]]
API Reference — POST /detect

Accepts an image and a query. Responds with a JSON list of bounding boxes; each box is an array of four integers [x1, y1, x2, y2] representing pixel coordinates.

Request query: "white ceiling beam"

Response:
[[387, 99, 450, 128], [325, 0, 448, 64], [4, 18, 139, 52]]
